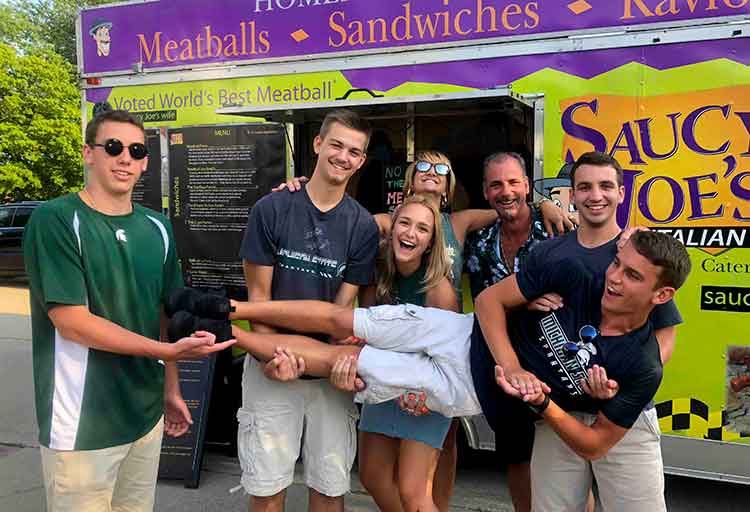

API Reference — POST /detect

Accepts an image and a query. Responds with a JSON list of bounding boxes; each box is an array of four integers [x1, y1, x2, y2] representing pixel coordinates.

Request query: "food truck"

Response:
[[79, 0, 750, 484]]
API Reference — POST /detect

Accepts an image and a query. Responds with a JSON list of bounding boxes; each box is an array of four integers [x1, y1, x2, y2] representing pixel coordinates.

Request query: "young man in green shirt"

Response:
[[24, 109, 235, 512]]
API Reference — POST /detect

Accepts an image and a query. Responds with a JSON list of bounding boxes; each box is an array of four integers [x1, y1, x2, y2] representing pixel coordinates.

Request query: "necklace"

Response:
[[497, 229, 516, 274], [80, 188, 98, 211]]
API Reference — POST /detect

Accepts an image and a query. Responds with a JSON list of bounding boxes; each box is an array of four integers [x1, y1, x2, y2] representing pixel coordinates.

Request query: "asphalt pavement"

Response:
[[3, 283, 750, 511]]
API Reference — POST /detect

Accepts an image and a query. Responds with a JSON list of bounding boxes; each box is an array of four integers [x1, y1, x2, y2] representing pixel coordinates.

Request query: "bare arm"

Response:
[[495, 366, 627, 460], [449, 209, 497, 246], [373, 213, 392, 239], [425, 277, 459, 312], [655, 326, 676, 364], [540, 399, 627, 460], [334, 281, 361, 308], [243, 261, 277, 335], [47, 305, 231, 361], [475, 275, 550, 396]]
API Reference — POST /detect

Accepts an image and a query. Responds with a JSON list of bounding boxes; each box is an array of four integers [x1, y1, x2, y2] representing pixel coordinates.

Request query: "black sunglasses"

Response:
[[415, 160, 451, 176], [564, 324, 599, 355], [91, 139, 148, 160]]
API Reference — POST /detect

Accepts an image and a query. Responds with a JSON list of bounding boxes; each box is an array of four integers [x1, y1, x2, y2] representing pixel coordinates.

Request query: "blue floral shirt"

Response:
[[464, 204, 549, 298]]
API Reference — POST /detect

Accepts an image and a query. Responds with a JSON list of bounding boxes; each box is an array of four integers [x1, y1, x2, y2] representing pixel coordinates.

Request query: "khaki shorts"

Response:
[[531, 408, 665, 512], [40, 418, 164, 512], [237, 356, 358, 497]]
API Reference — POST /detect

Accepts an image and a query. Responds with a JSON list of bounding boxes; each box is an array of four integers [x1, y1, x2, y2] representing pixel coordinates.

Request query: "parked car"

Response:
[[0, 201, 43, 277]]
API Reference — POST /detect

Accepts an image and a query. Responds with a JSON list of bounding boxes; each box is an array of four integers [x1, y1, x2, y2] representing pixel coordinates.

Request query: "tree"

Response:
[[6, 0, 112, 66], [0, 43, 83, 200]]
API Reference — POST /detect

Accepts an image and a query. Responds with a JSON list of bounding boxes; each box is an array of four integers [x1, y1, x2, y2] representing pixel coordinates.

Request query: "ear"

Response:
[[313, 135, 322, 155], [651, 286, 675, 306], [617, 185, 626, 206], [82, 144, 95, 166]]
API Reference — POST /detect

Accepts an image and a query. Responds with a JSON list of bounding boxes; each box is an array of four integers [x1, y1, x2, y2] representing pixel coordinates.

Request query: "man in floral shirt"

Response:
[[463, 152, 553, 512]]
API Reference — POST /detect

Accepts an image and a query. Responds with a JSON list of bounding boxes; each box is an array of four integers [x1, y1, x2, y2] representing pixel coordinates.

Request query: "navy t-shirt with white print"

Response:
[[240, 188, 378, 339], [511, 256, 663, 429]]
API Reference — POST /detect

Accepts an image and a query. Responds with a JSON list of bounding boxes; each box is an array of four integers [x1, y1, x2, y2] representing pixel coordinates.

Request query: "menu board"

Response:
[[168, 123, 286, 299], [158, 355, 217, 488]]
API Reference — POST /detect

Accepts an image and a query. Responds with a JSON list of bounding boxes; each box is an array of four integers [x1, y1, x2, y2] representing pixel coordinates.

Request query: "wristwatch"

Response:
[[527, 394, 550, 415]]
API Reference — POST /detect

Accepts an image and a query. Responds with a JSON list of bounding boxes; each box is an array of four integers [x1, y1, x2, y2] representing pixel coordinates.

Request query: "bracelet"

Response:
[[527, 394, 550, 415]]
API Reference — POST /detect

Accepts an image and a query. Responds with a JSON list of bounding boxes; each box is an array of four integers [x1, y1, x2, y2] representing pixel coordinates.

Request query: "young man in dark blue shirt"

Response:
[[238, 109, 379, 512]]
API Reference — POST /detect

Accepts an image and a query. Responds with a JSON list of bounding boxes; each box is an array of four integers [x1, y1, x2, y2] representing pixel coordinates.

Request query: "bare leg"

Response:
[[231, 325, 360, 377], [508, 462, 532, 512], [397, 440, 441, 512], [250, 491, 285, 512], [585, 490, 596, 512], [308, 490, 344, 512], [359, 432, 404, 512], [433, 420, 458, 511], [230, 300, 354, 340]]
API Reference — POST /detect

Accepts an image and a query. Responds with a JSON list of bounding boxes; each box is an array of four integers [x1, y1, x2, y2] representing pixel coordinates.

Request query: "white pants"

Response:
[[353, 304, 481, 417], [531, 408, 666, 512], [237, 356, 358, 497], [40, 418, 164, 512]]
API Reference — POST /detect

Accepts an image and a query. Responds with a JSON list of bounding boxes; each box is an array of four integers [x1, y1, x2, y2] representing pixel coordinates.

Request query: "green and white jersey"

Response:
[[24, 193, 183, 451]]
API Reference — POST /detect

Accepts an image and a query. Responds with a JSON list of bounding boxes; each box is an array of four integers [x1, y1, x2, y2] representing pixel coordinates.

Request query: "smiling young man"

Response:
[[23, 109, 234, 512], [237, 109, 379, 512], [475, 231, 691, 511]]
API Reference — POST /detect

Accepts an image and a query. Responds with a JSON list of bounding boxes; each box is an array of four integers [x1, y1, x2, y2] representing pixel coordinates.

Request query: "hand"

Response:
[[398, 391, 430, 416], [521, 390, 547, 406], [164, 393, 192, 437], [168, 331, 236, 361], [334, 335, 366, 346], [495, 365, 551, 398], [581, 365, 620, 399], [617, 226, 649, 249], [527, 293, 563, 312], [330, 355, 366, 392], [539, 199, 575, 237], [271, 176, 308, 193], [263, 347, 305, 381]]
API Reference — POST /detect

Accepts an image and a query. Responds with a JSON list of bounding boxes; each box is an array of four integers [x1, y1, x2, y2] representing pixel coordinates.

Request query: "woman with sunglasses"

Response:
[[355, 194, 458, 512]]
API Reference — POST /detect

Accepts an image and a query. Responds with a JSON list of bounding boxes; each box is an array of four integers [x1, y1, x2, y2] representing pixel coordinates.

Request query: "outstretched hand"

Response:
[[581, 365, 619, 400], [495, 365, 551, 399], [170, 331, 236, 361], [264, 347, 305, 381]]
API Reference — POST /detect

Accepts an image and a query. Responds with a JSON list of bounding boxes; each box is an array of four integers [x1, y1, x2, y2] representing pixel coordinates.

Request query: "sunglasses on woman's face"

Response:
[[415, 160, 450, 176], [91, 138, 149, 160]]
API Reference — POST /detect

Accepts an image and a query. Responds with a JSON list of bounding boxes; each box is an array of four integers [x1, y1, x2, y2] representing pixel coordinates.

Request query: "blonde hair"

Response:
[[376, 195, 450, 304], [402, 150, 456, 209]]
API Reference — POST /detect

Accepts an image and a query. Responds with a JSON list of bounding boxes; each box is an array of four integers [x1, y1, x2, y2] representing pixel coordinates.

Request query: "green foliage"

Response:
[[0, 43, 83, 201], [2, 0, 111, 66]]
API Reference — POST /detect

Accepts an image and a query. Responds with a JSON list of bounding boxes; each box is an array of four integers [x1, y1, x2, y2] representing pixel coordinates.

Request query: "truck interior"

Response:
[[216, 89, 543, 214]]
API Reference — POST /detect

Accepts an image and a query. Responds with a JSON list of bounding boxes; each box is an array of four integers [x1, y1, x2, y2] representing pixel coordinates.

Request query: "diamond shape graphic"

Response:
[[568, 0, 592, 15], [291, 29, 309, 43]]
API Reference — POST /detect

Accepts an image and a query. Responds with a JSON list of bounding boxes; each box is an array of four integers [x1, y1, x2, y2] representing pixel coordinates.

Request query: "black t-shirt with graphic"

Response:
[[509, 257, 663, 428], [240, 188, 378, 338]]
